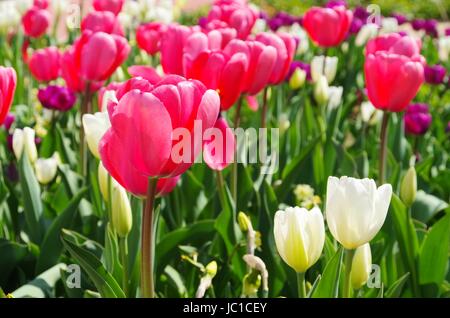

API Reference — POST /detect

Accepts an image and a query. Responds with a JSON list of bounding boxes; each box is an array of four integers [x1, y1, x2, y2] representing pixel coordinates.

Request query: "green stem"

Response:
[[119, 236, 129, 297], [261, 87, 269, 129], [231, 96, 243, 205], [343, 249, 355, 298], [215, 170, 226, 209], [79, 83, 92, 176], [406, 207, 421, 297], [378, 112, 390, 185], [141, 178, 159, 298], [106, 174, 112, 221], [297, 272, 306, 298]]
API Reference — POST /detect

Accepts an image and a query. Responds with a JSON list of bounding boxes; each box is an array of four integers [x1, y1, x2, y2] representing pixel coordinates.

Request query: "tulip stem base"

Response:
[[343, 249, 355, 298], [231, 96, 243, 206], [141, 178, 159, 298], [297, 272, 306, 298], [79, 83, 92, 176], [261, 87, 269, 129], [379, 112, 390, 185], [119, 236, 129, 297]]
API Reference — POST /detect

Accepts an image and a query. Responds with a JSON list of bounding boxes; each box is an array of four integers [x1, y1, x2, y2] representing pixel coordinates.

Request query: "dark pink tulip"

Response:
[[204, 117, 236, 171], [33, 0, 49, 9], [160, 24, 194, 75], [37, 85, 76, 112], [99, 75, 220, 188], [364, 34, 425, 112], [255, 32, 296, 85], [73, 30, 130, 83], [81, 11, 124, 36], [136, 22, 167, 55], [93, 0, 125, 15], [404, 103, 432, 135], [28, 47, 61, 82], [128, 65, 162, 84], [3, 113, 15, 131], [424, 64, 446, 85], [303, 6, 352, 47], [0, 67, 17, 125], [22, 7, 51, 38], [97, 82, 121, 111]]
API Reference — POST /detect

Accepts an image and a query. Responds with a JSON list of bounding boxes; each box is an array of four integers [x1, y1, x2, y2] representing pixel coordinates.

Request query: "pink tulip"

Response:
[[28, 47, 61, 82], [81, 11, 124, 36], [303, 6, 352, 47], [97, 81, 122, 111], [99, 75, 220, 189], [364, 34, 425, 112], [204, 117, 236, 171], [22, 7, 51, 38], [136, 22, 167, 55], [128, 65, 162, 84], [0, 67, 17, 125], [33, 0, 49, 9], [255, 32, 296, 85], [93, 0, 125, 16], [72, 30, 130, 83], [160, 24, 194, 75], [224, 39, 277, 95]]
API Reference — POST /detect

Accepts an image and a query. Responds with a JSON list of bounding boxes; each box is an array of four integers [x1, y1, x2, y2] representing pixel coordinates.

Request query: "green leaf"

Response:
[[306, 274, 321, 298], [18, 153, 43, 243], [61, 229, 125, 298], [164, 265, 187, 297], [0, 239, 29, 287], [385, 273, 410, 298], [12, 264, 66, 298], [311, 248, 343, 298], [35, 188, 88, 274], [103, 223, 119, 274], [412, 190, 448, 223], [419, 211, 450, 286]]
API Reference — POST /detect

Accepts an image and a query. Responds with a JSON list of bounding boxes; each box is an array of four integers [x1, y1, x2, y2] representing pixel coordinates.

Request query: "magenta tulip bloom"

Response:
[[404, 103, 432, 135], [364, 34, 425, 112], [22, 7, 50, 38], [303, 6, 352, 47], [136, 22, 167, 55], [204, 117, 236, 171], [99, 75, 220, 193], [160, 24, 194, 75], [72, 30, 130, 83], [128, 65, 162, 84], [0, 67, 17, 125], [38, 85, 76, 112], [93, 0, 125, 15], [28, 47, 61, 82], [81, 11, 124, 36], [424, 64, 446, 85]]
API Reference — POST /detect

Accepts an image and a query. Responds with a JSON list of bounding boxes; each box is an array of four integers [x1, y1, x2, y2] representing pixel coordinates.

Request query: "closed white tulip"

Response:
[[13, 127, 38, 163], [327, 86, 343, 109], [438, 36, 450, 62], [274, 206, 325, 273], [35, 157, 58, 185], [111, 185, 132, 238], [355, 23, 378, 47], [350, 243, 372, 289], [82, 112, 111, 159], [311, 56, 338, 84], [326, 176, 392, 249], [314, 75, 329, 105], [0, 3, 20, 33]]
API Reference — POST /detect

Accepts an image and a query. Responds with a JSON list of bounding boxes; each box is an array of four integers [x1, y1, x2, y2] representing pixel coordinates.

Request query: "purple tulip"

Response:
[[325, 0, 347, 8], [37, 85, 76, 112], [3, 113, 15, 131], [6, 163, 19, 183], [198, 16, 208, 28], [446, 122, 450, 133], [411, 19, 425, 31], [424, 19, 438, 37], [286, 61, 311, 82], [392, 13, 408, 25], [424, 64, 446, 85], [268, 18, 283, 31], [404, 103, 432, 135], [445, 28, 450, 36], [353, 6, 370, 21], [350, 18, 364, 34]]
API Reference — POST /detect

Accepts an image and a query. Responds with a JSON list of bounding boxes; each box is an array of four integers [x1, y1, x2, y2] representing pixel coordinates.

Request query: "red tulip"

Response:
[[93, 0, 125, 16], [81, 11, 124, 36], [364, 34, 425, 112], [72, 30, 130, 83], [303, 6, 352, 47], [255, 32, 296, 85], [22, 7, 51, 38], [28, 47, 61, 82], [33, 0, 49, 9], [136, 22, 167, 55], [99, 75, 220, 189], [204, 117, 236, 171], [128, 65, 162, 84], [160, 24, 194, 75], [0, 67, 17, 125], [224, 39, 277, 95]]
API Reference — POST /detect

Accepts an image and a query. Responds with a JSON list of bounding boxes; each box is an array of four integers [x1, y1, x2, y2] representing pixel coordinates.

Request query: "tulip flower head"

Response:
[[364, 33, 425, 112], [28, 47, 61, 82], [82, 111, 112, 159], [424, 64, 446, 85], [38, 85, 76, 112], [274, 206, 325, 273], [22, 6, 50, 38], [203, 117, 236, 171], [136, 22, 167, 55], [13, 127, 38, 163], [111, 184, 133, 237], [81, 11, 125, 36], [35, 155, 58, 184], [93, 0, 125, 16], [326, 176, 392, 249], [311, 55, 338, 84], [350, 243, 372, 289], [0, 67, 17, 125], [404, 103, 432, 136]]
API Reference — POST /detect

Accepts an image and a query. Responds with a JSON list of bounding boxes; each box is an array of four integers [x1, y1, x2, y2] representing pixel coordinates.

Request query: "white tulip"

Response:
[[311, 56, 338, 84], [111, 184, 132, 238], [0, 3, 20, 33], [355, 23, 379, 47], [360, 101, 383, 124], [438, 36, 450, 62], [327, 86, 343, 109], [51, 0, 68, 16], [326, 176, 392, 250], [289, 68, 306, 90], [350, 243, 372, 289], [35, 156, 58, 185], [289, 23, 309, 55], [274, 206, 325, 273], [101, 90, 118, 113], [13, 127, 38, 163], [314, 75, 329, 105], [380, 17, 398, 34], [82, 112, 111, 159], [14, 0, 33, 14], [252, 19, 267, 34], [98, 161, 120, 202]]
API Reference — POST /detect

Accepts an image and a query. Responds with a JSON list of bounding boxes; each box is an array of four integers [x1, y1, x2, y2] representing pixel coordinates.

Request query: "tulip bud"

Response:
[[82, 112, 111, 159], [380, 18, 398, 34], [278, 113, 290, 134], [361, 101, 383, 124], [98, 161, 110, 202], [242, 271, 261, 297], [400, 166, 417, 207], [34, 156, 58, 184], [314, 75, 329, 105], [438, 36, 450, 62], [350, 243, 372, 290], [205, 261, 217, 277], [12, 127, 38, 163], [327, 86, 343, 109], [111, 184, 132, 237], [289, 68, 306, 90], [238, 212, 251, 232], [311, 56, 338, 84], [355, 23, 378, 47]]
